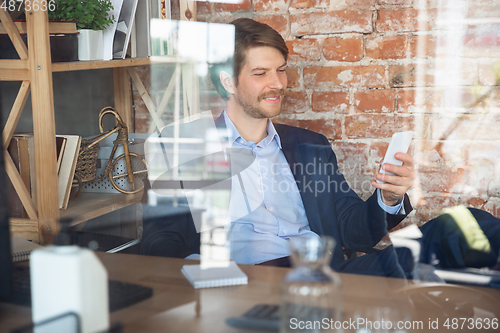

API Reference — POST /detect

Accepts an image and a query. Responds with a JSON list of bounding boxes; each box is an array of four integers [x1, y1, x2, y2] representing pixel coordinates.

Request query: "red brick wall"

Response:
[[134, 0, 500, 225]]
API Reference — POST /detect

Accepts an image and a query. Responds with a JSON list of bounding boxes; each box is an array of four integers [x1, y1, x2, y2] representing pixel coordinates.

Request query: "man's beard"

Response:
[[235, 89, 285, 119]]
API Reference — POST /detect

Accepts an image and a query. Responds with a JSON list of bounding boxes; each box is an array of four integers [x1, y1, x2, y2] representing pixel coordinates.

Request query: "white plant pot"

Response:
[[77, 29, 104, 61]]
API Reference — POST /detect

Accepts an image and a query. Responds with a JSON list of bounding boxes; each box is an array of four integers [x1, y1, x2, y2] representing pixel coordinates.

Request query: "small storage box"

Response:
[[0, 34, 78, 62]]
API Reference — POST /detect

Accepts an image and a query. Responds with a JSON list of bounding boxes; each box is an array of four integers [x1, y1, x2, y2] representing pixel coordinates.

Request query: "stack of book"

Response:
[[7, 134, 81, 216], [11, 236, 43, 262], [182, 262, 248, 289]]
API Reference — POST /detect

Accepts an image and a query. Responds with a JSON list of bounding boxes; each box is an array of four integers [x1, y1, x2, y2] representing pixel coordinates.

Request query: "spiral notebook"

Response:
[[181, 261, 248, 289], [11, 237, 43, 263]]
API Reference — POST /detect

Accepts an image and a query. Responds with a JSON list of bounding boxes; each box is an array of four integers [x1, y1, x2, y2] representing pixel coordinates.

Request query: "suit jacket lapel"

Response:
[[274, 124, 323, 235], [214, 113, 226, 129]]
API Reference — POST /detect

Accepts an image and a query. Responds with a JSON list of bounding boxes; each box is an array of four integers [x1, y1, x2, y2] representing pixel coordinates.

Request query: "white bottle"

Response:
[[30, 246, 109, 333]]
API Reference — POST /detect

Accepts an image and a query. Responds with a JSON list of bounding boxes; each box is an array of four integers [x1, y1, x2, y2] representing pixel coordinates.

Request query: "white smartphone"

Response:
[[377, 131, 413, 183]]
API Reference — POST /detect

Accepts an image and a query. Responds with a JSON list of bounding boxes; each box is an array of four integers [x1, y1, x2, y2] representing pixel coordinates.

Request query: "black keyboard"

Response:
[[11, 265, 153, 312], [226, 303, 280, 331]]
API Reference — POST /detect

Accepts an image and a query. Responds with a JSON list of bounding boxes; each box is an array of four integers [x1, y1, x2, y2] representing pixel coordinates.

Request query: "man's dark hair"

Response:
[[209, 18, 289, 101]]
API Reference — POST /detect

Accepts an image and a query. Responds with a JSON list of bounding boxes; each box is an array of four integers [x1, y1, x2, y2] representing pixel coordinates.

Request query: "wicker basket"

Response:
[[74, 139, 100, 182]]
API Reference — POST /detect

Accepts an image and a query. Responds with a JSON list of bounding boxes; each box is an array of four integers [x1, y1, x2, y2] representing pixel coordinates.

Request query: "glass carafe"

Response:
[[280, 236, 343, 333]]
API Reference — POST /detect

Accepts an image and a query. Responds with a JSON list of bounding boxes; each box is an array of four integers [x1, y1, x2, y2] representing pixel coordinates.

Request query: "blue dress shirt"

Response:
[[222, 111, 403, 265]]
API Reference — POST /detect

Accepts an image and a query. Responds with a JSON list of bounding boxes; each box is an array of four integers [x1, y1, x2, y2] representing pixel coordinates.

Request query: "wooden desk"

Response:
[[1, 253, 499, 333]]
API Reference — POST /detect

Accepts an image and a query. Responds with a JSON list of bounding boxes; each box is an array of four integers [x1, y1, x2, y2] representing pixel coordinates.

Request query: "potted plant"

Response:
[[49, 0, 115, 61]]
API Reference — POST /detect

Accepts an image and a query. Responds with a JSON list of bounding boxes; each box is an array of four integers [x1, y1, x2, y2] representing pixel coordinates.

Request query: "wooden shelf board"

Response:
[[52, 56, 189, 72], [61, 191, 143, 227], [0, 69, 29, 81], [9, 218, 39, 243]]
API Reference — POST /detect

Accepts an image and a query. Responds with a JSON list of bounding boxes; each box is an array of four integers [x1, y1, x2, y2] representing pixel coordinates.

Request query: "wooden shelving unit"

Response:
[[0, 9, 151, 244], [62, 192, 144, 228], [10, 192, 143, 241], [52, 56, 188, 72]]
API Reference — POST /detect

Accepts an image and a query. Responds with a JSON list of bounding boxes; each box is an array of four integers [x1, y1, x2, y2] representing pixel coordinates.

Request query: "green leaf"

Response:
[[49, 0, 115, 30]]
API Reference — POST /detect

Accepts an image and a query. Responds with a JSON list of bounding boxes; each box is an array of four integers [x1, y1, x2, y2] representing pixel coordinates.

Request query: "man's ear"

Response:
[[220, 71, 235, 95]]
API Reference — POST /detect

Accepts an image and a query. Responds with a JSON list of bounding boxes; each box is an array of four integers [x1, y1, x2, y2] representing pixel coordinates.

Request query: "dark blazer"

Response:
[[272, 123, 411, 268], [141, 117, 412, 275]]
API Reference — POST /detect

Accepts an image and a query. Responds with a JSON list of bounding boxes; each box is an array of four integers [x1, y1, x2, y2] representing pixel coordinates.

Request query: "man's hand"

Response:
[[371, 152, 416, 206]]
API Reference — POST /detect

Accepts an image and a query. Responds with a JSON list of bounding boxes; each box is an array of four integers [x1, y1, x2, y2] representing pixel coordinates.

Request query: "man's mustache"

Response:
[[259, 89, 285, 100]]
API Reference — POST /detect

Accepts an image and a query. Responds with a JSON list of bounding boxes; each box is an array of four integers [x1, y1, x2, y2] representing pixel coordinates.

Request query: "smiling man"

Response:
[[141, 18, 416, 277], [221, 45, 287, 141]]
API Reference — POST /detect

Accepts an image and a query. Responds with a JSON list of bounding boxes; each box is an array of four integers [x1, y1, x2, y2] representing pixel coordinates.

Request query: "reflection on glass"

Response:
[[146, 21, 237, 264], [280, 236, 342, 333], [139, 3, 500, 281]]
